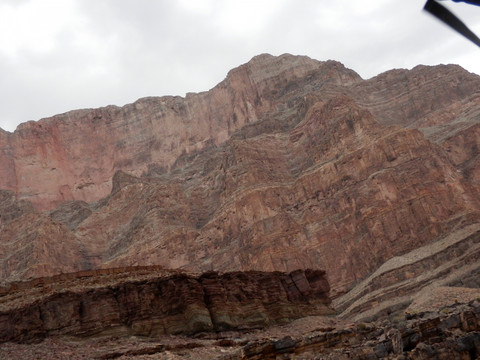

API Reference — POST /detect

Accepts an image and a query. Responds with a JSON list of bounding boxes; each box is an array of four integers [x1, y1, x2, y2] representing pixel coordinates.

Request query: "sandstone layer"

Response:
[[0, 267, 333, 343]]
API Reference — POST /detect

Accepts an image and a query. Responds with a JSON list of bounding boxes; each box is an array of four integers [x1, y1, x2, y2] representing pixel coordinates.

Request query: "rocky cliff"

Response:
[[0, 267, 333, 343], [2, 287, 480, 359], [1, 53, 480, 326], [0, 55, 360, 211]]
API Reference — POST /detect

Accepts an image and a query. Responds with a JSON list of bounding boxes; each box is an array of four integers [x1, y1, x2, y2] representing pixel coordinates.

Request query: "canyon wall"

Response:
[[0, 54, 479, 319], [0, 54, 360, 211]]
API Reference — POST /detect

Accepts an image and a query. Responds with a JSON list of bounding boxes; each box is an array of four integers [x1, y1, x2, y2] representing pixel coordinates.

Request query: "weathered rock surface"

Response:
[[334, 224, 480, 321], [228, 299, 480, 360], [0, 211, 87, 281], [4, 55, 478, 212], [350, 64, 480, 197], [0, 267, 333, 343], [0, 190, 34, 228], [0, 54, 360, 211], [2, 294, 479, 359], [47, 94, 479, 300], [0, 53, 480, 336]]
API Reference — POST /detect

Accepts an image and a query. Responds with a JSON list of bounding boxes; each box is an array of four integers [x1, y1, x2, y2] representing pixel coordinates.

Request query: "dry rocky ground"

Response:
[[0, 268, 480, 359]]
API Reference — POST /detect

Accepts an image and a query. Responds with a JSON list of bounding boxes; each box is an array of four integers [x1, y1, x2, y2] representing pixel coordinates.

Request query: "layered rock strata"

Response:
[[228, 299, 480, 360], [2, 297, 479, 359], [0, 55, 360, 211], [334, 224, 480, 321], [36, 95, 479, 299], [2, 55, 478, 213], [1, 95, 479, 305], [0, 53, 479, 325], [0, 267, 333, 343]]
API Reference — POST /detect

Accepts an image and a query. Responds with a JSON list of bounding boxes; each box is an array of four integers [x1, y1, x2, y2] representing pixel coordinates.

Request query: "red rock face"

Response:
[[0, 54, 360, 211], [67, 95, 477, 299], [0, 212, 86, 280], [0, 54, 479, 310]]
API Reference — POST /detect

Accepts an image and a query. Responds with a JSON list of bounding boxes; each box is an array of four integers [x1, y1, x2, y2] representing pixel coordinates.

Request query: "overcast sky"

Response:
[[0, 0, 479, 132]]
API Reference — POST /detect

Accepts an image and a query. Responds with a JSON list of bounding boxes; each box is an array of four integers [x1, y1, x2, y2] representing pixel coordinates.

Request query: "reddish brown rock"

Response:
[[0, 212, 87, 281], [442, 123, 480, 187], [0, 190, 34, 228], [0, 55, 478, 213], [350, 64, 480, 130], [334, 224, 480, 321], [232, 299, 480, 360], [2, 295, 479, 359], [58, 95, 478, 300], [0, 54, 360, 211], [0, 53, 479, 326], [0, 267, 333, 343]]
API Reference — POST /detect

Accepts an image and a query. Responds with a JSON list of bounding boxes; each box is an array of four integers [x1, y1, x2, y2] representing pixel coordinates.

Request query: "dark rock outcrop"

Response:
[[0, 267, 333, 343], [2, 295, 480, 359]]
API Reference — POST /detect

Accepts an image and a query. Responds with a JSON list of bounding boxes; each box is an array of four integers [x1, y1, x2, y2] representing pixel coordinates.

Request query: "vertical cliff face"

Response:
[[2, 54, 476, 212], [0, 54, 479, 317], [0, 268, 333, 343], [0, 54, 361, 211], [63, 95, 477, 299]]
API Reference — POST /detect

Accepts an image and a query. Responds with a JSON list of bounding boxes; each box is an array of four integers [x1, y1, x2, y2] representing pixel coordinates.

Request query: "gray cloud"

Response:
[[0, 0, 479, 132]]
